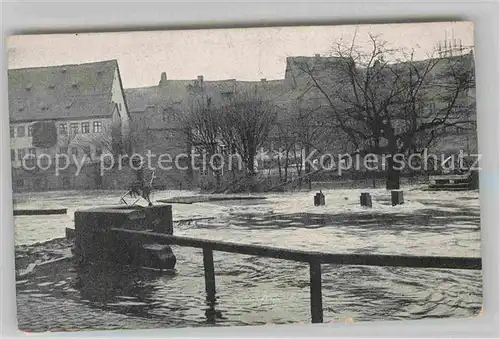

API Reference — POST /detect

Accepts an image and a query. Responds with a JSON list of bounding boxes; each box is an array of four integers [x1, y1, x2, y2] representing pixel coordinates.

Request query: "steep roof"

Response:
[[8, 60, 118, 122], [126, 77, 289, 115], [124, 86, 159, 113]]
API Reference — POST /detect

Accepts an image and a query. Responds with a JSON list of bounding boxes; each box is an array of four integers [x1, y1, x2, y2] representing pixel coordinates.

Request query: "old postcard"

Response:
[[8, 21, 481, 332]]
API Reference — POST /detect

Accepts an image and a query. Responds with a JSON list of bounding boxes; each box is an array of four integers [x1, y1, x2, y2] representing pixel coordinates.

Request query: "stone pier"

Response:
[[73, 204, 175, 269]]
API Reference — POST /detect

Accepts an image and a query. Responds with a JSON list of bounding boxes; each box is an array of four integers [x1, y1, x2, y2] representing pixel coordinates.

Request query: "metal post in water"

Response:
[[309, 260, 323, 323], [203, 247, 216, 302]]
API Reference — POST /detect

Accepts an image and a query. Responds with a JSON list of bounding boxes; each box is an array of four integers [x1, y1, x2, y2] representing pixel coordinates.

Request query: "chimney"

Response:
[[260, 78, 267, 82], [159, 72, 167, 86], [198, 75, 203, 90], [315, 53, 320, 58]]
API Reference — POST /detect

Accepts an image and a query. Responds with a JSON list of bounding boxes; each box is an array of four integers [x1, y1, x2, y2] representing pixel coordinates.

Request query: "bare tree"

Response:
[[288, 96, 334, 189], [273, 118, 295, 183], [179, 94, 224, 188], [294, 33, 476, 189], [217, 87, 278, 178]]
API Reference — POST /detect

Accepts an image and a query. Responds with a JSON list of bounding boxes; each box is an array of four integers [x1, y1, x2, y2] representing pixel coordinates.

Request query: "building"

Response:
[[126, 73, 288, 189], [8, 59, 131, 192], [283, 49, 477, 156], [125, 49, 477, 189]]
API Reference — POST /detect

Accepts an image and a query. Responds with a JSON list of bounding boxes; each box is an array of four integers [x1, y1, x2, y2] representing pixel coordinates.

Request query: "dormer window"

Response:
[[25, 83, 32, 91], [71, 81, 78, 88], [48, 84, 55, 89], [17, 126, 25, 138]]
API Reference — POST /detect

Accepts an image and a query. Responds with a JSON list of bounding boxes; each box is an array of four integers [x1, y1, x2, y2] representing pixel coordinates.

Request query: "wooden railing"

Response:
[[112, 228, 482, 324]]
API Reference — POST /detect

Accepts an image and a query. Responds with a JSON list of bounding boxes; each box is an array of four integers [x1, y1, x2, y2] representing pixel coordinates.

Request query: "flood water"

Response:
[[14, 188, 482, 328]]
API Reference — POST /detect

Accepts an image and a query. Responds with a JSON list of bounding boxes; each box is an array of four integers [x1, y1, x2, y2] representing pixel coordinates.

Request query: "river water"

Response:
[[14, 187, 482, 328]]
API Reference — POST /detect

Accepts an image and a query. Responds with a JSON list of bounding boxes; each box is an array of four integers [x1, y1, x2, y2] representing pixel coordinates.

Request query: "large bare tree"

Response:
[[294, 33, 476, 189]]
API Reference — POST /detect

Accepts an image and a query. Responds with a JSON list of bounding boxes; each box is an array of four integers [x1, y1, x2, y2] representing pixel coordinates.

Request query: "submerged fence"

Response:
[[112, 228, 482, 324]]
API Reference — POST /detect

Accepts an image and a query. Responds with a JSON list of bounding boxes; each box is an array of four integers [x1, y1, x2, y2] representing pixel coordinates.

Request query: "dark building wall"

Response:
[[11, 164, 102, 192]]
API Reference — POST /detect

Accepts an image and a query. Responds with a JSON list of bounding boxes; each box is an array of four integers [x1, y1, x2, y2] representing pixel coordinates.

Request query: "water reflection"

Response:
[[204, 298, 225, 324], [74, 263, 167, 317]]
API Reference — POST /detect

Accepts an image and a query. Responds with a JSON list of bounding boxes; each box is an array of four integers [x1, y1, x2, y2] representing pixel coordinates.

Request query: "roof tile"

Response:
[[8, 60, 118, 122]]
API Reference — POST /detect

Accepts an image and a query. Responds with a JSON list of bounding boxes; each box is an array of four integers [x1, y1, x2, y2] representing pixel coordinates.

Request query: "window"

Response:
[[10, 127, 15, 138], [26, 158, 35, 168], [11, 150, 16, 162], [27, 125, 33, 137], [59, 147, 68, 155], [18, 148, 26, 160], [59, 123, 68, 135], [59, 157, 67, 167], [70, 123, 79, 135], [62, 177, 71, 189], [17, 126, 25, 137], [40, 157, 49, 167], [25, 150, 36, 167], [93, 121, 102, 133], [70, 147, 79, 158], [81, 122, 90, 133], [16, 179, 24, 188], [162, 108, 173, 123], [34, 178, 45, 191], [428, 102, 436, 113], [118, 103, 122, 111], [95, 146, 102, 157]]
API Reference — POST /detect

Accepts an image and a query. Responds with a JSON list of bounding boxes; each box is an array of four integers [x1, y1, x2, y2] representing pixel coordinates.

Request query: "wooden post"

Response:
[[309, 260, 323, 323], [360, 192, 372, 207], [203, 247, 216, 302], [391, 190, 404, 206]]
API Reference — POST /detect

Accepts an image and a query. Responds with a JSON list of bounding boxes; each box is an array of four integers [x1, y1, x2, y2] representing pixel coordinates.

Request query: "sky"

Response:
[[7, 21, 474, 89]]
